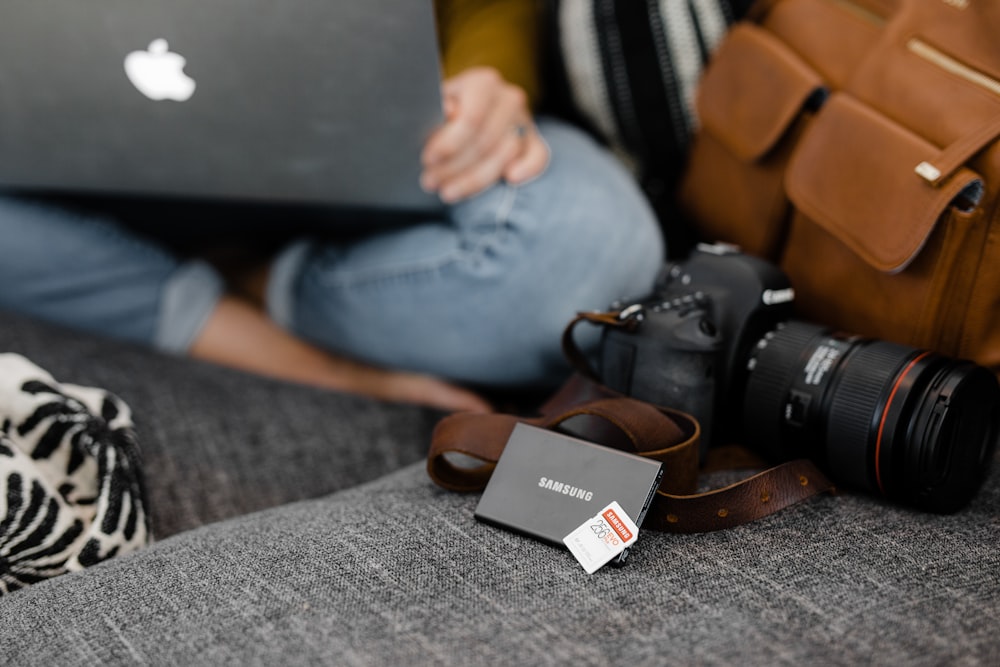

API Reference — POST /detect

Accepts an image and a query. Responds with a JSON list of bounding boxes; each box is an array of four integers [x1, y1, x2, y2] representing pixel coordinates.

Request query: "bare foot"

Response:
[[332, 360, 492, 413], [189, 295, 492, 414]]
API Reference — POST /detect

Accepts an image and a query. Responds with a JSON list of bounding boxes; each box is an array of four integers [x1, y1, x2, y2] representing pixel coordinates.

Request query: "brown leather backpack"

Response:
[[678, 0, 1000, 375]]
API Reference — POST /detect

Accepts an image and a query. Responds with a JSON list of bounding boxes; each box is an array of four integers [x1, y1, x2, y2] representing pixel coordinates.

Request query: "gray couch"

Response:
[[1, 309, 998, 666]]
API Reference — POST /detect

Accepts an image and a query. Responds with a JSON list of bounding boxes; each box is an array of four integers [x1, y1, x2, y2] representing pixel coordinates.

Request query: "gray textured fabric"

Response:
[[0, 310, 439, 537], [1, 459, 998, 666], [2, 309, 998, 665]]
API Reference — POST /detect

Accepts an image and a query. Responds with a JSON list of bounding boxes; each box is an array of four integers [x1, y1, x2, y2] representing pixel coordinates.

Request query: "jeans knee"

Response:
[[516, 137, 664, 305], [276, 120, 666, 389]]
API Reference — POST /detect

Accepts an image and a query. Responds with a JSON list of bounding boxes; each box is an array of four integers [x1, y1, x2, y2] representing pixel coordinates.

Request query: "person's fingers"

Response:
[[420, 120, 488, 194], [502, 128, 550, 184], [427, 93, 528, 194], [421, 67, 536, 200], [421, 70, 500, 170], [437, 126, 527, 202]]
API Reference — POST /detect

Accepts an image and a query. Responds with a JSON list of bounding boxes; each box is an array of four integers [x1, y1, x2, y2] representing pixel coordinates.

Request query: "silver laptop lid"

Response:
[[0, 0, 444, 211]]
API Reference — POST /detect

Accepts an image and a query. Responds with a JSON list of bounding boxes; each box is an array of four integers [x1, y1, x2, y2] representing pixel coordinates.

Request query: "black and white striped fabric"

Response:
[[0, 353, 149, 594], [547, 0, 753, 251]]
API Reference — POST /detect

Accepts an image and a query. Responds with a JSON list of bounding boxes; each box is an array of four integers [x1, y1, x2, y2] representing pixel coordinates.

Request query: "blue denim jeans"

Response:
[[0, 118, 663, 387]]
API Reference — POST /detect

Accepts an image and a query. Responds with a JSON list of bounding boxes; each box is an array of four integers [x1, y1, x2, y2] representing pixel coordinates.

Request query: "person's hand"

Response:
[[420, 67, 550, 203]]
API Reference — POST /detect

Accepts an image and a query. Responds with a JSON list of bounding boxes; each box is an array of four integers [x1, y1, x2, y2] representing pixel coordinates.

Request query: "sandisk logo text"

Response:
[[538, 477, 594, 501]]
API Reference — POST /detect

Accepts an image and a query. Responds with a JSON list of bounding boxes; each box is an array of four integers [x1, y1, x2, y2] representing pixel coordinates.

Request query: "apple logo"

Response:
[[124, 39, 196, 101]]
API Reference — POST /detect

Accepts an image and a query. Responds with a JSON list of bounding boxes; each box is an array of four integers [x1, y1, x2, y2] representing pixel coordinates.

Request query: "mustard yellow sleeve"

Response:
[[434, 0, 543, 108]]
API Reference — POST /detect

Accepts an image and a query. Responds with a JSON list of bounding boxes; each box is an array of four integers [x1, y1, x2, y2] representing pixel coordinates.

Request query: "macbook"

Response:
[[0, 0, 445, 213]]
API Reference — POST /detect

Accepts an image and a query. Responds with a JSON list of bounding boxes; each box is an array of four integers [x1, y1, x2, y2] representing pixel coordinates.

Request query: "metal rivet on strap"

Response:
[[666, 514, 679, 524], [760, 491, 771, 503], [717, 509, 729, 518], [799, 476, 809, 486]]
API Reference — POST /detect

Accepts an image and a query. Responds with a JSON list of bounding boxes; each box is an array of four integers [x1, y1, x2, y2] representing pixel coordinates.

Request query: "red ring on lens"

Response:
[[875, 350, 932, 494]]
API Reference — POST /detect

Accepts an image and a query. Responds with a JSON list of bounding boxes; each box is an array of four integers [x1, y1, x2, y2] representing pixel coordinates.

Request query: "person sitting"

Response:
[[0, 0, 664, 413]]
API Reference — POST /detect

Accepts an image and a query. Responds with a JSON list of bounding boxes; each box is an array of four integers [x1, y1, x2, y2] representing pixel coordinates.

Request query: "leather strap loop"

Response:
[[560, 309, 641, 381], [427, 374, 835, 533], [650, 460, 834, 533], [427, 389, 698, 495]]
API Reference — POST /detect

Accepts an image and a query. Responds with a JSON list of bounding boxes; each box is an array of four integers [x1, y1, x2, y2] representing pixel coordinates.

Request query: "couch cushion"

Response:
[[1, 456, 997, 665], [0, 310, 439, 538]]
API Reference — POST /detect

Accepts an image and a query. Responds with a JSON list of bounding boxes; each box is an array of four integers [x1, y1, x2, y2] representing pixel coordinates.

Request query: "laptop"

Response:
[[0, 0, 445, 213]]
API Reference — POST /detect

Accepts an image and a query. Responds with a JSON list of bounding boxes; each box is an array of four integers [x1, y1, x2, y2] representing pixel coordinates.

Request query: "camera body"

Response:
[[600, 243, 794, 458], [598, 243, 999, 512]]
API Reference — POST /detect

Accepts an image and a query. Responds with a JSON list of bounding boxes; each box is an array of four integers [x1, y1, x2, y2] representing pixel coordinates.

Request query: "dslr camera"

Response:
[[598, 243, 1000, 512]]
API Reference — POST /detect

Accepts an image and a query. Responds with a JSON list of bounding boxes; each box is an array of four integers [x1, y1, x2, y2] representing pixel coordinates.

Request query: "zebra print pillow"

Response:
[[0, 353, 150, 594]]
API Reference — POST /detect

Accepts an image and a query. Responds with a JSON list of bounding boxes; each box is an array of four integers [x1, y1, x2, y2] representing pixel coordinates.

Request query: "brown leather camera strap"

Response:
[[427, 374, 835, 534], [560, 309, 638, 382]]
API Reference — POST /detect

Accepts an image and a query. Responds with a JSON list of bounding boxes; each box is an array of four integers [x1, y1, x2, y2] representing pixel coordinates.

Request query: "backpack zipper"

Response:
[[829, 0, 886, 26], [907, 38, 1000, 98]]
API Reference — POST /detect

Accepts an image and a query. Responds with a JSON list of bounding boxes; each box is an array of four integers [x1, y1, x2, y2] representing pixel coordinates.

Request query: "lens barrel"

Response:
[[743, 321, 1000, 512]]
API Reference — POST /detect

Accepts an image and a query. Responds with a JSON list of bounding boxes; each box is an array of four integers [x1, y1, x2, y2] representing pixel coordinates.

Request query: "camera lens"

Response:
[[743, 321, 1000, 512]]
